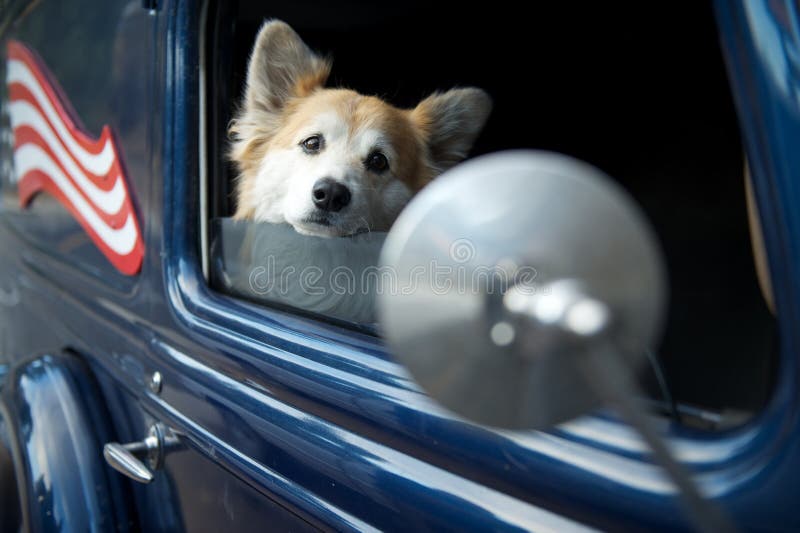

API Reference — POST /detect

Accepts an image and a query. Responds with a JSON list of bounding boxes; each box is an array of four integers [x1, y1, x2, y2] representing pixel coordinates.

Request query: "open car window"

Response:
[[203, 1, 778, 430]]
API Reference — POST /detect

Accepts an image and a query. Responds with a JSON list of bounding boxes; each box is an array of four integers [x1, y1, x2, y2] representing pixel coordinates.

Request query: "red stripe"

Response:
[[10, 83, 120, 190], [7, 40, 110, 156], [17, 169, 144, 275], [8, 40, 144, 276], [14, 125, 129, 229]]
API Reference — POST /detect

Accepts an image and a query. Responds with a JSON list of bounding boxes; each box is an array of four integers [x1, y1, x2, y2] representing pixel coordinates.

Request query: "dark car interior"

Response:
[[204, 1, 778, 428]]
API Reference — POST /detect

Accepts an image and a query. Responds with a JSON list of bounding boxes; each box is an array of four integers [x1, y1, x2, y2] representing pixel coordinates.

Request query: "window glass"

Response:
[[209, 218, 385, 327]]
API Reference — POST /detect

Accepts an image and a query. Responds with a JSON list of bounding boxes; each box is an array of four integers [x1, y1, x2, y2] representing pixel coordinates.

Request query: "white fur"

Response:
[[251, 110, 412, 237]]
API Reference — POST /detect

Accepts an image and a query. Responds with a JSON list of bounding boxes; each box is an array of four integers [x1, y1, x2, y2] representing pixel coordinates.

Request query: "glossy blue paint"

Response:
[[0, 354, 133, 532], [0, 0, 798, 531]]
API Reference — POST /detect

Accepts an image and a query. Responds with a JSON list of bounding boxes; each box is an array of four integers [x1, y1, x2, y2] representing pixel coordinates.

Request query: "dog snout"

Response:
[[312, 178, 351, 212]]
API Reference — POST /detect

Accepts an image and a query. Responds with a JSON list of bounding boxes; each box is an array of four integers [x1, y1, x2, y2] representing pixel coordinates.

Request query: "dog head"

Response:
[[230, 20, 492, 237]]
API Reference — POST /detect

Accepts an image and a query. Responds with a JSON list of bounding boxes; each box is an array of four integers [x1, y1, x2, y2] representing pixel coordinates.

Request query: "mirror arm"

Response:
[[579, 339, 737, 533], [505, 280, 736, 532]]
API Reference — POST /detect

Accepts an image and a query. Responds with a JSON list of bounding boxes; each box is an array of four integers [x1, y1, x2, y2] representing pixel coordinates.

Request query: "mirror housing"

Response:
[[378, 151, 667, 429]]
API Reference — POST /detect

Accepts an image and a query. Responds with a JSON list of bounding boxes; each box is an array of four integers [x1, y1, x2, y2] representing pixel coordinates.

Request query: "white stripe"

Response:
[[502, 430, 676, 494], [558, 416, 760, 464], [14, 144, 138, 256], [10, 100, 126, 214], [7, 59, 115, 176]]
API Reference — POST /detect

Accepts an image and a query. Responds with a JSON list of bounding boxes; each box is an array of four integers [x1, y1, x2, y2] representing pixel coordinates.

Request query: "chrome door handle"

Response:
[[103, 441, 155, 483], [103, 423, 180, 484]]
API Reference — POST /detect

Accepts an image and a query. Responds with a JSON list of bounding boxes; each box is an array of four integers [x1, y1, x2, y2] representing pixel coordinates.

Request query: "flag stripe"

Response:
[[15, 144, 140, 255], [8, 82, 119, 188], [7, 58, 115, 176], [7, 40, 144, 275], [11, 102, 127, 214]]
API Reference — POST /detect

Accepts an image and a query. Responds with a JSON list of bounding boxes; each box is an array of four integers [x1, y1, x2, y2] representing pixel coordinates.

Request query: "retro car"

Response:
[[0, 0, 797, 531]]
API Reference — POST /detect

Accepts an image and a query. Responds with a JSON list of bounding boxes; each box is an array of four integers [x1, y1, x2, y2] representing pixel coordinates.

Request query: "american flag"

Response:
[[6, 40, 144, 275]]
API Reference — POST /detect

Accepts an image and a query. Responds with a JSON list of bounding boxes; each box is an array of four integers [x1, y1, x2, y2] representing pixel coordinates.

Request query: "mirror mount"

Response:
[[504, 279, 611, 340]]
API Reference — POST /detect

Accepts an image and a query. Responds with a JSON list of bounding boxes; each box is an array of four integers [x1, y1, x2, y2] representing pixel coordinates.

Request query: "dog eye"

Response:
[[366, 152, 389, 173], [301, 135, 323, 153]]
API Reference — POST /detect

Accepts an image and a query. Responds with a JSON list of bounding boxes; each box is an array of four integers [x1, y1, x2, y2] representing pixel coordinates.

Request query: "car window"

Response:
[[202, 1, 778, 430]]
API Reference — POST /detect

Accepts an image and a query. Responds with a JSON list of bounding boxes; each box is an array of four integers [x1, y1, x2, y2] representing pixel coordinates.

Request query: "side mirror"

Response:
[[378, 150, 667, 429], [378, 150, 737, 533]]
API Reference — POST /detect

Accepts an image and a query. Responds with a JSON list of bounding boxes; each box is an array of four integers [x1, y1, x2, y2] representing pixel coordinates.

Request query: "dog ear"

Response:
[[244, 20, 331, 114], [411, 88, 492, 173]]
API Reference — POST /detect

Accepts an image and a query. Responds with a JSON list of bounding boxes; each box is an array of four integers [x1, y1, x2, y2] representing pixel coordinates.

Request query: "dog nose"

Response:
[[312, 178, 351, 212]]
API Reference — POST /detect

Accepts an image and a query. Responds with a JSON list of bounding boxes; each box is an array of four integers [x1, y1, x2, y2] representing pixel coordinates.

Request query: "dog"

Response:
[[229, 20, 492, 237]]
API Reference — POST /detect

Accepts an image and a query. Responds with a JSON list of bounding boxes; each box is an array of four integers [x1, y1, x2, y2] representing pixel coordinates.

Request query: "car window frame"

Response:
[[163, 0, 800, 528]]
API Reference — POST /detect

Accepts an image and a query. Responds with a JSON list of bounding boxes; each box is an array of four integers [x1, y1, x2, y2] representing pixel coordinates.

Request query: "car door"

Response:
[[0, 0, 324, 530], [151, 0, 799, 531], [2, 0, 799, 532]]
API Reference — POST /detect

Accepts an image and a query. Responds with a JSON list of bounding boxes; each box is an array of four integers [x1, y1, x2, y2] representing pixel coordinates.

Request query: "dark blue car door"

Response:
[[1, 1, 799, 532]]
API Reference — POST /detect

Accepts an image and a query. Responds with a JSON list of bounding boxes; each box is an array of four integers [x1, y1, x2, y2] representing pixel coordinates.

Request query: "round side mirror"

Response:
[[378, 151, 667, 429]]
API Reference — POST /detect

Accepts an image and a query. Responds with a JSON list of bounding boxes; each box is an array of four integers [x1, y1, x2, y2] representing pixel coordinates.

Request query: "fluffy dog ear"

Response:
[[230, 21, 329, 220], [411, 88, 492, 173], [244, 20, 331, 114]]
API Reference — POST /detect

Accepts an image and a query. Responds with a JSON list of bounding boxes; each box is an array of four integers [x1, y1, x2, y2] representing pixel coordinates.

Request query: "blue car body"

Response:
[[0, 1, 798, 531]]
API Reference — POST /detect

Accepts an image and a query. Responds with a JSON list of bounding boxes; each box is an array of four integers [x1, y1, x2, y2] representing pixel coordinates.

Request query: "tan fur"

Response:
[[229, 20, 492, 227], [272, 91, 431, 187]]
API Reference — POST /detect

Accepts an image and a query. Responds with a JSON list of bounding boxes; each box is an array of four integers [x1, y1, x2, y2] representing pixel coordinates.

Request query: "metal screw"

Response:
[[149, 371, 162, 394]]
